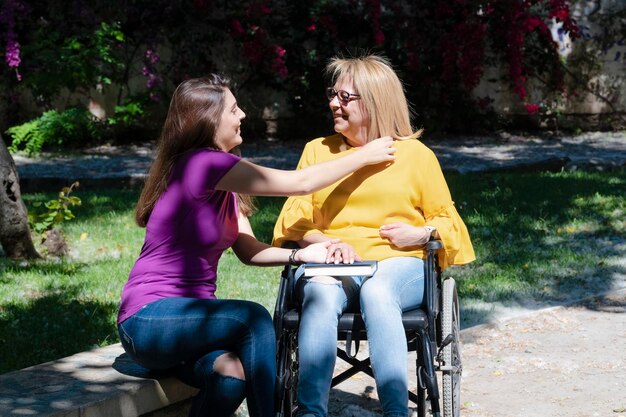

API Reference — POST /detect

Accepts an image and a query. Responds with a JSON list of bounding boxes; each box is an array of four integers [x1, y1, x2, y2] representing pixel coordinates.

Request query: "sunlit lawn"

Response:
[[1, 169, 624, 373]]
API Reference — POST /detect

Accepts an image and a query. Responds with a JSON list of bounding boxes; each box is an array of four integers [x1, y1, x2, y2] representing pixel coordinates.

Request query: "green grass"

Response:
[[1, 169, 624, 373], [446, 169, 625, 325]]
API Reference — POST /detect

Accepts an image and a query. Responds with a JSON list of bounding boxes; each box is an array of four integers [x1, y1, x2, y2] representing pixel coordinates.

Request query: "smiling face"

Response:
[[214, 88, 246, 152], [329, 77, 369, 147]]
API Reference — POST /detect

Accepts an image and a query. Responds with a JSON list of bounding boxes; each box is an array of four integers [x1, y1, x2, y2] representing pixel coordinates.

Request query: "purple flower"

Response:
[[146, 73, 162, 89], [142, 48, 162, 90], [145, 49, 159, 64], [5, 39, 20, 67]]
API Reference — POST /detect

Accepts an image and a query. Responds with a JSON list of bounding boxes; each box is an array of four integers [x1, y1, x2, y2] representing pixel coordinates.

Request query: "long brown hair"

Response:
[[135, 75, 254, 227]]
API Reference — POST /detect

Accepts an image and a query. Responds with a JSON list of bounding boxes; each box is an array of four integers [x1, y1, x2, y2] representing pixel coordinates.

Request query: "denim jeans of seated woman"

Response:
[[118, 297, 276, 417], [294, 257, 425, 417]]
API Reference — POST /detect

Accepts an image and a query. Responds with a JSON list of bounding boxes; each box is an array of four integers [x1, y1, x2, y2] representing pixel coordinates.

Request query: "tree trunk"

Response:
[[0, 133, 41, 259]]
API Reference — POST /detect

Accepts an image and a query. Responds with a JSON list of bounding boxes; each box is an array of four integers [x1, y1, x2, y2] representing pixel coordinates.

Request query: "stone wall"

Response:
[[474, 0, 626, 124]]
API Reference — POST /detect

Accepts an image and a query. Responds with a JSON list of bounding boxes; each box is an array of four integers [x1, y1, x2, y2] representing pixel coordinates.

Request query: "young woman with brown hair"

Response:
[[117, 74, 396, 417]]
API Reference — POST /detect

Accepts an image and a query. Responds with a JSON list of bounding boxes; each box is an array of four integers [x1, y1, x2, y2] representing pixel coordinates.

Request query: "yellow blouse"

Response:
[[272, 134, 475, 270]]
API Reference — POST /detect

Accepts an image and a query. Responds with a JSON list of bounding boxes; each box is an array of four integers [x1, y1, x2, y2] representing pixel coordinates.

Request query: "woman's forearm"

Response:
[[216, 137, 395, 196], [291, 149, 387, 194], [232, 232, 332, 266], [232, 232, 290, 266]]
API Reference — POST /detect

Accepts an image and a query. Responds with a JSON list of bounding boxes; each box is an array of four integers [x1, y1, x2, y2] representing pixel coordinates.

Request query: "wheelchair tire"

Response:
[[441, 278, 461, 417], [276, 333, 299, 417]]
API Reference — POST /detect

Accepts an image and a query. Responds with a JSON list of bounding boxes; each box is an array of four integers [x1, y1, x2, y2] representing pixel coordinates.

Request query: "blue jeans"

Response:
[[118, 297, 276, 417], [295, 257, 425, 417]]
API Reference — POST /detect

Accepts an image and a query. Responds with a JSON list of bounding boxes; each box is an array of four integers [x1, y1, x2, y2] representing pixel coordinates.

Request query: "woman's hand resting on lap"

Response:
[[379, 223, 433, 247]]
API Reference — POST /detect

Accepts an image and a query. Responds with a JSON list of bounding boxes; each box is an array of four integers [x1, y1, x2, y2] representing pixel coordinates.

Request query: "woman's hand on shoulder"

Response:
[[379, 222, 432, 247], [356, 136, 396, 165]]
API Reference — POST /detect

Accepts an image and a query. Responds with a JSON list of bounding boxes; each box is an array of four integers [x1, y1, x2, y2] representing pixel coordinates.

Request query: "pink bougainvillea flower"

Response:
[[275, 46, 286, 58], [374, 30, 385, 45], [271, 45, 288, 78], [526, 17, 542, 31], [525, 103, 539, 114], [551, 9, 569, 21], [231, 19, 245, 36]]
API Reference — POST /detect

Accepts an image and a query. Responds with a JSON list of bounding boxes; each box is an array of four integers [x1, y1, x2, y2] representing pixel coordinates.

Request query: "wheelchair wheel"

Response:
[[441, 278, 461, 417], [276, 332, 298, 417]]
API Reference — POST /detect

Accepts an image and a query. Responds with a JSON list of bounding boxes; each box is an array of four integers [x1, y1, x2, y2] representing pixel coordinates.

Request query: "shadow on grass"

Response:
[[446, 169, 626, 327], [0, 259, 87, 282], [0, 286, 119, 374], [576, 290, 626, 314]]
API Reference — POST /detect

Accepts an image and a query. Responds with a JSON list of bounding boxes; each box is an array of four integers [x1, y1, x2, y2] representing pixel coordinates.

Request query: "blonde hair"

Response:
[[326, 54, 422, 142]]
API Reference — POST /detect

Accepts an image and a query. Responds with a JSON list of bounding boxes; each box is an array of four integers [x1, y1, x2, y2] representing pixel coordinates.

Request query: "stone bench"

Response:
[[0, 343, 197, 416]]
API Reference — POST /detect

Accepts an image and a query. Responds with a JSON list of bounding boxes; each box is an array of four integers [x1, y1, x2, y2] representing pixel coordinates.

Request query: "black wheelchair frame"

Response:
[[274, 240, 462, 417]]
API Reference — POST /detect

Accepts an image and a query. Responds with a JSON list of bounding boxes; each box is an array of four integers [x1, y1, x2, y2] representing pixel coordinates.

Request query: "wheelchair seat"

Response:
[[274, 240, 462, 417], [282, 308, 428, 333]]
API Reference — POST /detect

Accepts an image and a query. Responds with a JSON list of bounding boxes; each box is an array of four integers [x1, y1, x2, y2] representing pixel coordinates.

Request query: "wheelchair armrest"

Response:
[[424, 240, 442, 346], [426, 239, 443, 251], [273, 241, 300, 333]]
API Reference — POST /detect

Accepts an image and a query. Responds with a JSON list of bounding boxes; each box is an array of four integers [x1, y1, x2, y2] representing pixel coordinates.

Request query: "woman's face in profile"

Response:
[[329, 77, 369, 147], [214, 88, 246, 152]]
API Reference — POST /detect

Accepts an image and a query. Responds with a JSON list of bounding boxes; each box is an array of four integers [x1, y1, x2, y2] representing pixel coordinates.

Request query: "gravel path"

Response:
[[12, 131, 626, 192], [322, 290, 626, 417], [459, 289, 626, 417]]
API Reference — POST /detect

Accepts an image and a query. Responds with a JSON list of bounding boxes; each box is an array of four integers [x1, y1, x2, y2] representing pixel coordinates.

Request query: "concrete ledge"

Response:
[[0, 343, 197, 416]]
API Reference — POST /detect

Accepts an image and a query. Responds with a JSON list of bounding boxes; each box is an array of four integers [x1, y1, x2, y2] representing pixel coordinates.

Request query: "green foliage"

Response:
[[6, 108, 103, 155], [17, 21, 126, 101], [28, 182, 82, 235], [108, 101, 145, 127], [0, 0, 591, 140]]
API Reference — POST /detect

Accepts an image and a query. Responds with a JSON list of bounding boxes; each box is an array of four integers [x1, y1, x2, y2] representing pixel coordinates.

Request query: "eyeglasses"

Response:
[[326, 87, 360, 105]]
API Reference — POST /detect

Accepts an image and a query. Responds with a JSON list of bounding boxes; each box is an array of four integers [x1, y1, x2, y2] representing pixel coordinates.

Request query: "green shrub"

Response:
[[108, 102, 145, 127], [28, 182, 82, 236], [6, 108, 103, 155]]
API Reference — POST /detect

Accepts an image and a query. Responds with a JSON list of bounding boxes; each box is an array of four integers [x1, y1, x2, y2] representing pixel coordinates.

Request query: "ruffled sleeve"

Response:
[[419, 146, 475, 270], [272, 141, 323, 247], [426, 203, 475, 270], [272, 196, 323, 248]]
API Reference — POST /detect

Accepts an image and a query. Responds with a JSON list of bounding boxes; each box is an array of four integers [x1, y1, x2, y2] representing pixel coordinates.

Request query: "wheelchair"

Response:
[[274, 240, 462, 417]]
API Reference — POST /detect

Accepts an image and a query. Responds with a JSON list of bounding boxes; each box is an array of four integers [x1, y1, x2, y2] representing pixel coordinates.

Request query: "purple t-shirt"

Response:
[[117, 149, 241, 324]]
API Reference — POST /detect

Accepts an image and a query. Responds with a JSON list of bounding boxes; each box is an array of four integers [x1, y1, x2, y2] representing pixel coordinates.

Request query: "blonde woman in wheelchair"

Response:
[[273, 54, 475, 417]]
